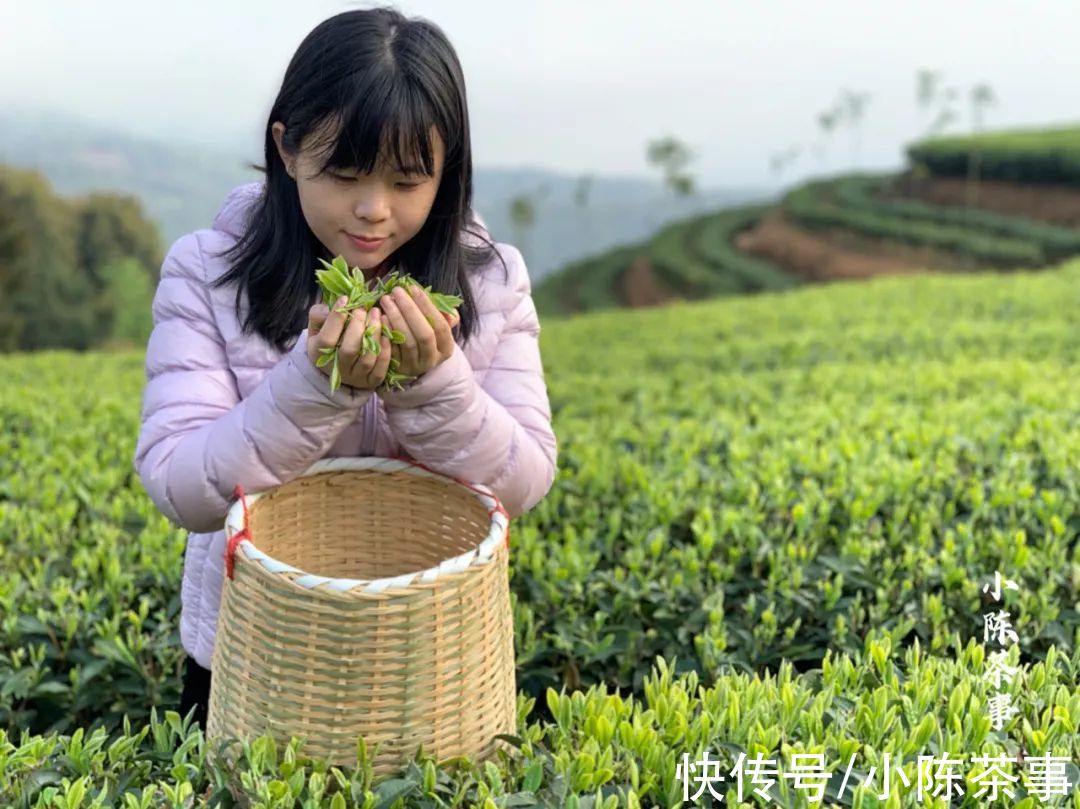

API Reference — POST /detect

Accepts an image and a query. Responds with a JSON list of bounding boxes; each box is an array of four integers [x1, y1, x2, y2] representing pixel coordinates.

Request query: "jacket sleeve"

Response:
[[376, 246, 558, 518], [133, 232, 371, 534]]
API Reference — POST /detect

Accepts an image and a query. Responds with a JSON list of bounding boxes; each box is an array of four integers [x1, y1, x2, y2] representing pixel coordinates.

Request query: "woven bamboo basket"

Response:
[[204, 456, 516, 775]]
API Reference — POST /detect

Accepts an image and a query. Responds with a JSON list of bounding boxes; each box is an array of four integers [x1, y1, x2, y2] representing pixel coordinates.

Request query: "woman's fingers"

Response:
[[308, 303, 328, 337], [309, 288, 457, 389], [336, 306, 367, 360], [343, 308, 379, 377], [379, 292, 419, 372], [371, 330, 392, 381], [392, 286, 441, 367], [406, 285, 453, 358], [314, 296, 351, 349]]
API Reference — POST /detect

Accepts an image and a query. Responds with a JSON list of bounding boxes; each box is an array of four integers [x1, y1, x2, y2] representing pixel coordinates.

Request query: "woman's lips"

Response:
[[346, 233, 387, 251]]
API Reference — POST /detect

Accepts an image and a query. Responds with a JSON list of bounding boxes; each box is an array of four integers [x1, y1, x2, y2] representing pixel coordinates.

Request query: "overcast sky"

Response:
[[3, 1, 1079, 187]]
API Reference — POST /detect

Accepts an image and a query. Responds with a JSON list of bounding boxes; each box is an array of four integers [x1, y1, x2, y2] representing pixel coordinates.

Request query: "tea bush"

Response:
[[908, 125, 1080, 186], [783, 181, 1043, 266], [3, 256, 1080, 805], [2, 646, 1078, 807]]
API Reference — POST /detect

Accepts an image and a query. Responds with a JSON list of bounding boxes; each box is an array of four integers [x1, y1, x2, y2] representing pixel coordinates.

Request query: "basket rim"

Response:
[[224, 456, 509, 594]]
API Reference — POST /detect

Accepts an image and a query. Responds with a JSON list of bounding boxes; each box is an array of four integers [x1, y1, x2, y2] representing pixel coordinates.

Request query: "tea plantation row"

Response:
[[2, 257, 1080, 805], [908, 125, 1080, 186], [533, 206, 794, 317]]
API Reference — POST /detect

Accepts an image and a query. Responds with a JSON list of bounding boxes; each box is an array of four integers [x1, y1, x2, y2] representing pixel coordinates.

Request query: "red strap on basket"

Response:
[[224, 483, 251, 580], [389, 454, 512, 549]]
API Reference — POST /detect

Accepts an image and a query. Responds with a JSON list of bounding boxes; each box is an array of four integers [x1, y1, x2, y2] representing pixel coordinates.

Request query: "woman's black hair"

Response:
[[211, 5, 505, 353]]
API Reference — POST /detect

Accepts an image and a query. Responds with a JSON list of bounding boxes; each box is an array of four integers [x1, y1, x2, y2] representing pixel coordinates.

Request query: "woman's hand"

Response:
[[306, 297, 392, 391], [377, 284, 461, 379]]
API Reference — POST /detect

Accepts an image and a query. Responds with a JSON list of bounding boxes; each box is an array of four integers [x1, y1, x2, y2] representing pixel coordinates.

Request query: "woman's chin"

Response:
[[333, 242, 397, 280], [339, 251, 385, 275]]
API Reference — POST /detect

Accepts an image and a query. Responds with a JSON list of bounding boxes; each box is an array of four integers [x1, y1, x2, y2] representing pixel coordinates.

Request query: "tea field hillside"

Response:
[[2, 258, 1080, 806], [537, 125, 1080, 321]]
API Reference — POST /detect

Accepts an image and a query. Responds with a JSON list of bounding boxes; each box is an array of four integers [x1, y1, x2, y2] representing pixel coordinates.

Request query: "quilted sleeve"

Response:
[[132, 232, 371, 534], [376, 245, 558, 518]]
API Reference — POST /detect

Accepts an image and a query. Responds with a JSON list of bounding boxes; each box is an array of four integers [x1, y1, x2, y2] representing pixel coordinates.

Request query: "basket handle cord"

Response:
[[224, 483, 251, 580]]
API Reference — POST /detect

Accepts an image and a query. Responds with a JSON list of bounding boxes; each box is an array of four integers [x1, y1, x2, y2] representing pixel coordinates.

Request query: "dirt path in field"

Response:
[[893, 173, 1080, 227], [617, 255, 680, 308], [734, 211, 961, 281]]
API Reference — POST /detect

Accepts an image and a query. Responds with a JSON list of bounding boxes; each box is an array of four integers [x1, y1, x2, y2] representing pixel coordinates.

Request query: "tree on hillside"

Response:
[[74, 193, 163, 286], [916, 69, 943, 132], [839, 89, 872, 169], [815, 108, 841, 169], [573, 174, 592, 208], [770, 146, 801, 184], [508, 195, 535, 261], [970, 83, 996, 133], [0, 199, 29, 350], [0, 165, 162, 352], [573, 174, 594, 253], [915, 68, 958, 137], [0, 166, 96, 351], [100, 257, 155, 347], [73, 192, 163, 339], [927, 104, 957, 137], [508, 183, 549, 263], [645, 136, 697, 232], [966, 82, 997, 208]]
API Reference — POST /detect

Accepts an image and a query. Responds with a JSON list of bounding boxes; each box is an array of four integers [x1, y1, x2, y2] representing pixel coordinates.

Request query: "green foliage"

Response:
[[0, 165, 162, 352], [0, 352, 183, 738], [0, 198, 29, 349], [313, 255, 463, 392], [692, 207, 798, 293], [100, 258, 155, 347], [519, 261, 1080, 702], [907, 124, 1080, 186], [650, 206, 797, 297], [649, 215, 741, 296], [72, 192, 162, 289], [2, 649, 1079, 806], [0, 166, 95, 351], [3, 255, 1080, 803]]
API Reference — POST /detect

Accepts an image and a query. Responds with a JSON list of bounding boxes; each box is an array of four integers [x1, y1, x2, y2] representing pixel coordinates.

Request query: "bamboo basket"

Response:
[[204, 456, 516, 775]]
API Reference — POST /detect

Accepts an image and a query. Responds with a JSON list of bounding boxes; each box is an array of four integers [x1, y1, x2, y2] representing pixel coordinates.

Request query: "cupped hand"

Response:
[[306, 296, 392, 391], [376, 284, 460, 379]]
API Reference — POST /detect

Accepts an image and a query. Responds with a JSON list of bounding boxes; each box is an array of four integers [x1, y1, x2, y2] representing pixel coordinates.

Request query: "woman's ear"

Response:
[[271, 122, 295, 178]]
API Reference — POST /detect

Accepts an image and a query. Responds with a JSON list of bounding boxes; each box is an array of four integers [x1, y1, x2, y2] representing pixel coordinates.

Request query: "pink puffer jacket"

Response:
[[133, 182, 558, 670]]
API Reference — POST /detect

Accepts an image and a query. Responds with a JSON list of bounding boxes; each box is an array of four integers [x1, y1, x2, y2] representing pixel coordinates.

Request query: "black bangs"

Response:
[[308, 79, 442, 178]]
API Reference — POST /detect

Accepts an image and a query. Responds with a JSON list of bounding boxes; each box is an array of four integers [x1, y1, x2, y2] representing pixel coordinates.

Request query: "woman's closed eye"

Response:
[[328, 171, 421, 189]]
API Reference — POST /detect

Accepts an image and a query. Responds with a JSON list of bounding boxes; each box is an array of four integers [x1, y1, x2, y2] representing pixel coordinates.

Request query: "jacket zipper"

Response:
[[362, 394, 378, 456]]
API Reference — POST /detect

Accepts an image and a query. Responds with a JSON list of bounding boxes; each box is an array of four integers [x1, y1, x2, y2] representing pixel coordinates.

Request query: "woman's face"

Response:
[[272, 121, 445, 280]]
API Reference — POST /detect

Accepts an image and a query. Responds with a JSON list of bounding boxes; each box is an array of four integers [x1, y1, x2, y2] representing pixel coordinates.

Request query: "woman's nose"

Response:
[[352, 187, 391, 221]]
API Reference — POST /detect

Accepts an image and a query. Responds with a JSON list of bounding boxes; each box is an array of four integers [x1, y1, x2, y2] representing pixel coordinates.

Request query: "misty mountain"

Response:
[[0, 108, 773, 280]]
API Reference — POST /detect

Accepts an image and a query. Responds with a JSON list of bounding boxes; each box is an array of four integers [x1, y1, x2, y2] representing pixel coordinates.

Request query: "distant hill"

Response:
[[0, 108, 771, 281], [0, 108, 260, 256]]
